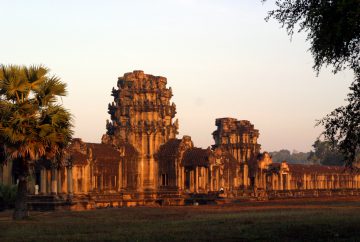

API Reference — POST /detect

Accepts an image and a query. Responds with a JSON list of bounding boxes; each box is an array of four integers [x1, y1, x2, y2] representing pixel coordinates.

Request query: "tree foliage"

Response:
[[0, 184, 17, 211], [264, 0, 360, 74], [264, 0, 360, 166], [307, 139, 345, 166], [0, 65, 73, 219], [317, 75, 360, 167], [269, 149, 310, 164]]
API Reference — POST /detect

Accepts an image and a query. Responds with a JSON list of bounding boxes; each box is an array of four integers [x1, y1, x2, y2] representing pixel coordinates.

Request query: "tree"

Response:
[[263, 0, 360, 74], [264, 0, 360, 166], [307, 139, 344, 166], [317, 76, 360, 167], [270, 149, 311, 164], [269, 149, 291, 162], [0, 65, 73, 220]]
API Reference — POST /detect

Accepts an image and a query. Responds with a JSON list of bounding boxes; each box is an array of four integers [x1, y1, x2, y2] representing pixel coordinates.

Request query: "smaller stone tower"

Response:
[[212, 118, 261, 188], [212, 118, 260, 163]]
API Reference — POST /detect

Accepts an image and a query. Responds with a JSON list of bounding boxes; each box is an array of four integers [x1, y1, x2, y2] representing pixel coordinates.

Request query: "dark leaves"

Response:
[[265, 0, 360, 74], [0, 65, 73, 164], [317, 76, 360, 167]]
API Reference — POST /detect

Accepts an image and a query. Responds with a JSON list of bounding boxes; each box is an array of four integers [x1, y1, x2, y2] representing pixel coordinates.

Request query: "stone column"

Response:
[[89, 164, 94, 192], [182, 167, 185, 190], [40, 168, 47, 194], [195, 167, 198, 193], [62, 168, 67, 193], [46, 170, 51, 194], [118, 160, 122, 191], [141, 133, 148, 191], [190, 170, 194, 192], [272, 174, 275, 190], [243, 164, 248, 188], [150, 133, 156, 188], [124, 164, 127, 189], [51, 167, 58, 194], [67, 166, 73, 194], [82, 167, 87, 193], [100, 174, 104, 192], [215, 168, 219, 191], [176, 165, 179, 188], [205, 168, 209, 191], [94, 176, 98, 192], [209, 167, 213, 191], [107, 175, 112, 191], [73, 167, 78, 193], [142, 133, 155, 190], [57, 168, 62, 193]]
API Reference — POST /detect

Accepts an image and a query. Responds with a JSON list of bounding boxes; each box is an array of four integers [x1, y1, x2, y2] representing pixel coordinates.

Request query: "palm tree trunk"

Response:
[[13, 174, 29, 220]]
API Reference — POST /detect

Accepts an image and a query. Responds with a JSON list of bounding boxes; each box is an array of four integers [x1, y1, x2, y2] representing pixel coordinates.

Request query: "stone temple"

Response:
[[1, 70, 360, 209], [102, 70, 178, 194]]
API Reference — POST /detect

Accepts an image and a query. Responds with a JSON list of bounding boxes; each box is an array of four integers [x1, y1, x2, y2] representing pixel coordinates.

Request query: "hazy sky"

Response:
[[0, 0, 353, 152]]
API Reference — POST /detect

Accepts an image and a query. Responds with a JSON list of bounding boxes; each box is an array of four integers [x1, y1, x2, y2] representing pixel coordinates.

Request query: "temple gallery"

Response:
[[1, 70, 359, 209]]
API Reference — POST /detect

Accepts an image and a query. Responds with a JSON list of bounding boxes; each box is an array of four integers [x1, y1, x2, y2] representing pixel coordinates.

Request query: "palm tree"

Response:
[[0, 65, 73, 220]]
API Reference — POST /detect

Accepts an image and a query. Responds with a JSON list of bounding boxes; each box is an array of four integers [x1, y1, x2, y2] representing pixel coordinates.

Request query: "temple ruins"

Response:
[[1, 70, 360, 209]]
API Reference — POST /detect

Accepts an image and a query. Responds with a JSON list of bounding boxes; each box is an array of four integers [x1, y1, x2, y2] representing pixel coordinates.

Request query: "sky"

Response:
[[0, 0, 353, 152]]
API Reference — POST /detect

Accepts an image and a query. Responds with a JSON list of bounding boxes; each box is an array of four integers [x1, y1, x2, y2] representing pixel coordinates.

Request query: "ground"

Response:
[[1, 197, 360, 241]]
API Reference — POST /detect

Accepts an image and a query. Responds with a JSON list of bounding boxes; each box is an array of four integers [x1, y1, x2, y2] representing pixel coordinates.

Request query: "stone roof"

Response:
[[87, 143, 121, 162], [70, 151, 88, 165], [156, 139, 182, 160], [182, 148, 212, 167], [271, 162, 350, 175], [67, 138, 138, 167]]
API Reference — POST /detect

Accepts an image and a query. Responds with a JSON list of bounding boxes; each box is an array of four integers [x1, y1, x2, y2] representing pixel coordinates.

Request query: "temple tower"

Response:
[[212, 118, 260, 162], [212, 118, 260, 188], [102, 70, 178, 192]]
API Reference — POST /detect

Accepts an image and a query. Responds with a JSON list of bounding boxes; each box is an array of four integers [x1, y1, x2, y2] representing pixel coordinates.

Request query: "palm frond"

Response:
[[24, 65, 48, 92], [0, 64, 73, 168], [35, 76, 67, 106]]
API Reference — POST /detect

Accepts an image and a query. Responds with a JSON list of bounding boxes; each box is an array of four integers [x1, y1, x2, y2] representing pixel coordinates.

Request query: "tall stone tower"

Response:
[[102, 70, 178, 192], [212, 118, 260, 163]]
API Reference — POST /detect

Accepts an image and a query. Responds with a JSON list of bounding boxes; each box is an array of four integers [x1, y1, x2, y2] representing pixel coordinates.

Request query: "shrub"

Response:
[[0, 184, 17, 210]]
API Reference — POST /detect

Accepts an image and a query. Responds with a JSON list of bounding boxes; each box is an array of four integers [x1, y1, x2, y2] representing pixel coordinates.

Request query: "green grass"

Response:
[[1, 198, 360, 241]]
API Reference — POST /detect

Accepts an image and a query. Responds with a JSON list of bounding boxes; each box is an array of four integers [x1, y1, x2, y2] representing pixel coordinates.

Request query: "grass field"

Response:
[[1, 197, 360, 241]]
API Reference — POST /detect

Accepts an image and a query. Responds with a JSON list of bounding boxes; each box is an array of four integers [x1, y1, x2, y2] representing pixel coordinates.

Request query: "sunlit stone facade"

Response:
[[101, 70, 178, 194], [1, 70, 360, 209]]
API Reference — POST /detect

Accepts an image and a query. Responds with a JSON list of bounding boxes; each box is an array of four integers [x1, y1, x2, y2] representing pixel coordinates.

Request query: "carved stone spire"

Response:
[[212, 118, 260, 163], [102, 70, 179, 191]]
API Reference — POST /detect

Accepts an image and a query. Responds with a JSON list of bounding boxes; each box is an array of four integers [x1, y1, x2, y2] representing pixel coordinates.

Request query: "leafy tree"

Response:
[[290, 150, 311, 164], [270, 149, 310, 164], [263, 0, 360, 73], [264, 0, 360, 166], [0, 65, 73, 220], [269, 149, 291, 163], [307, 139, 345, 166], [0, 184, 17, 211], [317, 76, 360, 167]]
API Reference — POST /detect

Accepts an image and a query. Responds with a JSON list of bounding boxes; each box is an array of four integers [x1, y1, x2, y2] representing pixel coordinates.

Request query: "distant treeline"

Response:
[[269, 150, 311, 164], [269, 139, 359, 166]]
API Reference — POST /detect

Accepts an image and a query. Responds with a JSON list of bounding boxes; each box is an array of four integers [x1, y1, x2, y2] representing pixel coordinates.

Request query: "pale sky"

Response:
[[0, 0, 353, 152]]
